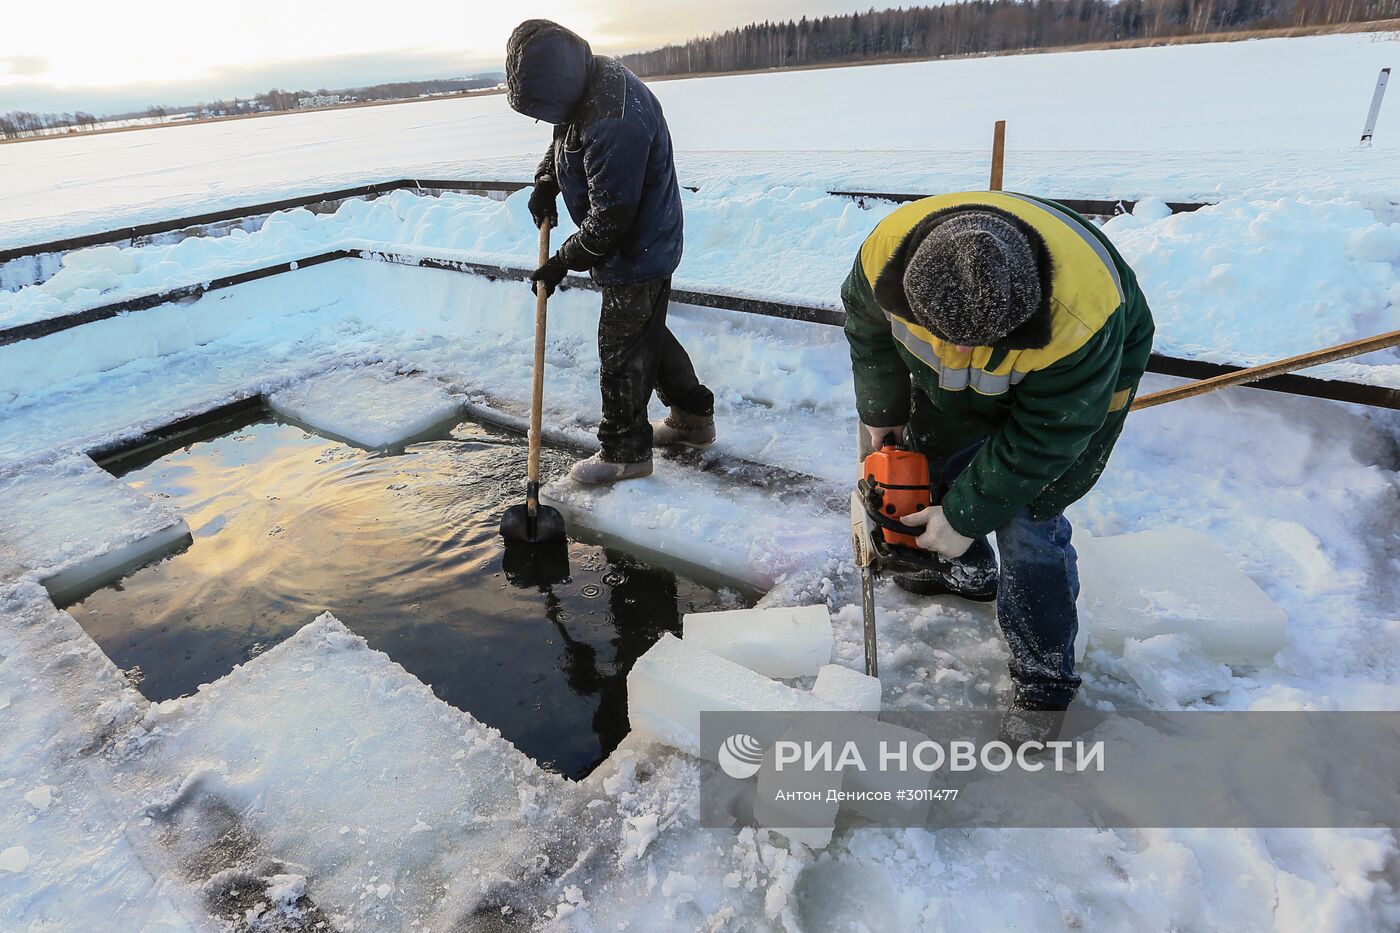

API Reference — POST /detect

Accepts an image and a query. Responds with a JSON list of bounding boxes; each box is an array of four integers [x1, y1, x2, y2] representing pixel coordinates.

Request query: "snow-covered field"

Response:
[[2, 30, 1400, 933], [2, 31, 1399, 249]]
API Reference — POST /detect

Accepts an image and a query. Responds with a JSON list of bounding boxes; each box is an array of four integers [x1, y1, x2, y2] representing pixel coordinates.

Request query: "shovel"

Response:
[[500, 220, 568, 582]]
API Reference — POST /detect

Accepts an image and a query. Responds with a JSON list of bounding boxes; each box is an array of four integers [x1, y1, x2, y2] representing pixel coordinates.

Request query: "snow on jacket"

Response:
[[842, 192, 1156, 538], [506, 19, 683, 285]]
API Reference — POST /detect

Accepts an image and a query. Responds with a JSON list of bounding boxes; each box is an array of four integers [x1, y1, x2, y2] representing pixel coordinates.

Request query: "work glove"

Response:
[[528, 176, 559, 229], [901, 505, 974, 559], [864, 423, 905, 449], [530, 255, 568, 297]]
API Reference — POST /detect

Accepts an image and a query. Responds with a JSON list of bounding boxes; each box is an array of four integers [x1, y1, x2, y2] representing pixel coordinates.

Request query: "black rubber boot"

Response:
[[893, 536, 998, 601]]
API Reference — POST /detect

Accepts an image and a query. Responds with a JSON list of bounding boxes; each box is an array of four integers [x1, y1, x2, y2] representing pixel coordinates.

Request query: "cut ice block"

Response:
[[0, 457, 190, 603], [683, 605, 833, 678], [136, 613, 557, 929], [1075, 528, 1288, 665], [542, 460, 844, 592], [267, 365, 461, 449], [811, 664, 882, 714], [627, 634, 837, 755]]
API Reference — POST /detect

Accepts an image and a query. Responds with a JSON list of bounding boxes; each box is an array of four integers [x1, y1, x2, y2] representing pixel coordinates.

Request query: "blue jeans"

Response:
[[929, 442, 1082, 705]]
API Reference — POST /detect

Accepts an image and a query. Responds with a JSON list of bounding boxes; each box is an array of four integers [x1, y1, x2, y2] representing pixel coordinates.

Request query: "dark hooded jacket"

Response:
[[507, 20, 683, 285]]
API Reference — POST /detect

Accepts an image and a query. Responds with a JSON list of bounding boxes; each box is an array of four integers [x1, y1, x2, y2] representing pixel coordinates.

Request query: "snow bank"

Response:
[[267, 365, 461, 449], [1105, 195, 1400, 367]]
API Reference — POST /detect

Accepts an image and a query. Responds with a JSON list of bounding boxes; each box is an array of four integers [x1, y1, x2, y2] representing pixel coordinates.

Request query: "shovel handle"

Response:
[[527, 221, 552, 517]]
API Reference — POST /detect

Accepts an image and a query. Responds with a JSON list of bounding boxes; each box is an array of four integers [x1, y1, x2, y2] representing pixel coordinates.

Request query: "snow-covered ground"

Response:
[[2, 32, 1398, 248], [3, 30, 1400, 933]]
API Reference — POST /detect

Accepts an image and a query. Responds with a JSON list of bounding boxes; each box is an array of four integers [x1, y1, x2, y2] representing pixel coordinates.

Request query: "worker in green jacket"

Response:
[[843, 191, 1154, 722]]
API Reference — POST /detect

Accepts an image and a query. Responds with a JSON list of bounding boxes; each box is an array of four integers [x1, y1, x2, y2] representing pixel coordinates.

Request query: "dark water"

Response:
[[71, 415, 744, 778]]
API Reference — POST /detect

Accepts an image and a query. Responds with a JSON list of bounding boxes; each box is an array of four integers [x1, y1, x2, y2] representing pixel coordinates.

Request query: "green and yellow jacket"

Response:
[[842, 192, 1155, 538]]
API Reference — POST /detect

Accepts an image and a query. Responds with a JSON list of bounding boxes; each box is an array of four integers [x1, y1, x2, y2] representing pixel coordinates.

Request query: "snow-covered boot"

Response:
[[569, 453, 653, 485], [893, 536, 998, 601], [651, 408, 716, 448], [997, 687, 1073, 750]]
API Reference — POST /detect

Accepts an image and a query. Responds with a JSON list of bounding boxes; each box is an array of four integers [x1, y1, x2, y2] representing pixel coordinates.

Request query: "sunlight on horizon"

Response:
[[0, 0, 602, 90]]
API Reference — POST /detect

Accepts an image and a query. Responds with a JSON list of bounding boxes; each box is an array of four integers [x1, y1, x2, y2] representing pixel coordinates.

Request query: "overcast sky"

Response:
[[0, 0, 883, 114]]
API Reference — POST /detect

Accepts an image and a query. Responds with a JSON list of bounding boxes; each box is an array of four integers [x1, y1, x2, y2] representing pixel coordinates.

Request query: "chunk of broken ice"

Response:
[[811, 664, 881, 714], [683, 605, 833, 679], [627, 634, 837, 755], [1075, 528, 1288, 666]]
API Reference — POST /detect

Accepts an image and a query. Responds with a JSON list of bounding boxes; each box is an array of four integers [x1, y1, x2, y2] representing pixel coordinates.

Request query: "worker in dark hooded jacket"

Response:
[[506, 19, 715, 484], [844, 192, 1154, 732]]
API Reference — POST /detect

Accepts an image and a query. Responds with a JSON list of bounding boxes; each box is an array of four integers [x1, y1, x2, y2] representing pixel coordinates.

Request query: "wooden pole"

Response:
[[989, 120, 1006, 191], [1131, 328, 1400, 411], [526, 220, 551, 521]]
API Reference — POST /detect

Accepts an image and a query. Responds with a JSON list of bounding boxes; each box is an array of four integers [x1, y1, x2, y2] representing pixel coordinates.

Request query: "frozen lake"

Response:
[[2, 32, 1397, 248]]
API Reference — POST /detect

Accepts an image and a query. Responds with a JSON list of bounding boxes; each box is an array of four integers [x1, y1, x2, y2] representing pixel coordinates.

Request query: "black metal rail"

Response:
[[0, 179, 1210, 267], [4, 247, 1393, 411]]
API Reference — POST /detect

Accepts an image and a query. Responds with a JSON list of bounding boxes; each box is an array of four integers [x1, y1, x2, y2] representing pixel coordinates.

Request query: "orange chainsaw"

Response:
[[850, 433, 945, 678]]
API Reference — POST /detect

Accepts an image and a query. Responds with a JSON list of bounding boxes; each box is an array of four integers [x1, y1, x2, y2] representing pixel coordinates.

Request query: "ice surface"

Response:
[[543, 461, 844, 591], [0, 457, 190, 602], [811, 664, 882, 714], [627, 634, 838, 755], [1075, 528, 1289, 665], [267, 365, 462, 449], [135, 613, 560, 930], [683, 605, 833, 678]]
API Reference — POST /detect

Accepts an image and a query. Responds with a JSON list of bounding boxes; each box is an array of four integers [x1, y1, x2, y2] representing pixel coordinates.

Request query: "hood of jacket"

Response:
[[506, 19, 594, 124]]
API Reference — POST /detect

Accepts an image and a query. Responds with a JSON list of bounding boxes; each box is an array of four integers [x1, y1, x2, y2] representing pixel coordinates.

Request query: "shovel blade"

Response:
[[500, 502, 569, 587]]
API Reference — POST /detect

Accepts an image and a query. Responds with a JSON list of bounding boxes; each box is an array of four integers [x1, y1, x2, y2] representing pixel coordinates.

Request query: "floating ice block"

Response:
[[137, 614, 555, 928], [683, 605, 833, 679], [0, 456, 190, 603], [627, 634, 837, 755], [811, 664, 882, 714], [541, 460, 844, 592], [267, 366, 461, 449], [1075, 528, 1289, 665]]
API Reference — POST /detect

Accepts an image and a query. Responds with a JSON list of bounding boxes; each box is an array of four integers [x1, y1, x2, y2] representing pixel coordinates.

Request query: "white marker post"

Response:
[[1360, 67, 1390, 146]]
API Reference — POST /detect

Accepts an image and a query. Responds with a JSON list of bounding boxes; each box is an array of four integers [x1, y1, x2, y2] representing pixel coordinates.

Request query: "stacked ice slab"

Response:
[[1076, 527, 1289, 665], [0, 456, 190, 603], [627, 604, 882, 849], [267, 365, 461, 449]]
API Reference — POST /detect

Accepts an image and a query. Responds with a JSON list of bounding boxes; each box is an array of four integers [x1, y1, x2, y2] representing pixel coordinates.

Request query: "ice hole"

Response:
[[70, 404, 753, 778]]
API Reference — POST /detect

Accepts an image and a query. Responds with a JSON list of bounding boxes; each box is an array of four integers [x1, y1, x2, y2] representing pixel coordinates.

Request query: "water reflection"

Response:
[[75, 416, 745, 778]]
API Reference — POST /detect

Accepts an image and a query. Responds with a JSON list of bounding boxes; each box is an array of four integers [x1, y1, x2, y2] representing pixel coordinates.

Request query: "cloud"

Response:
[[0, 47, 505, 115], [0, 55, 49, 78]]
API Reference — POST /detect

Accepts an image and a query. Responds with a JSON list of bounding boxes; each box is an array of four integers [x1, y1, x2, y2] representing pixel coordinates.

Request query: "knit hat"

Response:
[[902, 211, 1043, 346]]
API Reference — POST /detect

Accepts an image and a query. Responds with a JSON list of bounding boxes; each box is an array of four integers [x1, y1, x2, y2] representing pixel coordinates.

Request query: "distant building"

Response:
[[297, 95, 342, 109]]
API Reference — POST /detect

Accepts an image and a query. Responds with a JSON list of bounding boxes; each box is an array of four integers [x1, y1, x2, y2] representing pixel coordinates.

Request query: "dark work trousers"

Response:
[[597, 278, 714, 463], [930, 440, 1082, 706]]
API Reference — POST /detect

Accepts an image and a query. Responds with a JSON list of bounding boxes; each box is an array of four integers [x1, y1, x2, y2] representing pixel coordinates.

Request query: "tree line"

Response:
[[0, 111, 100, 139], [618, 0, 1400, 76], [1, 75, 504, 140]]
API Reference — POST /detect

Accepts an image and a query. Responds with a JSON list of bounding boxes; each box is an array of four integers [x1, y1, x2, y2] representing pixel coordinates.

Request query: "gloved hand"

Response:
[[864, 423, 906, 450], [901, 505, 974, 559], [528, 176, 559, 229], [530, 255, 568, 297]]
